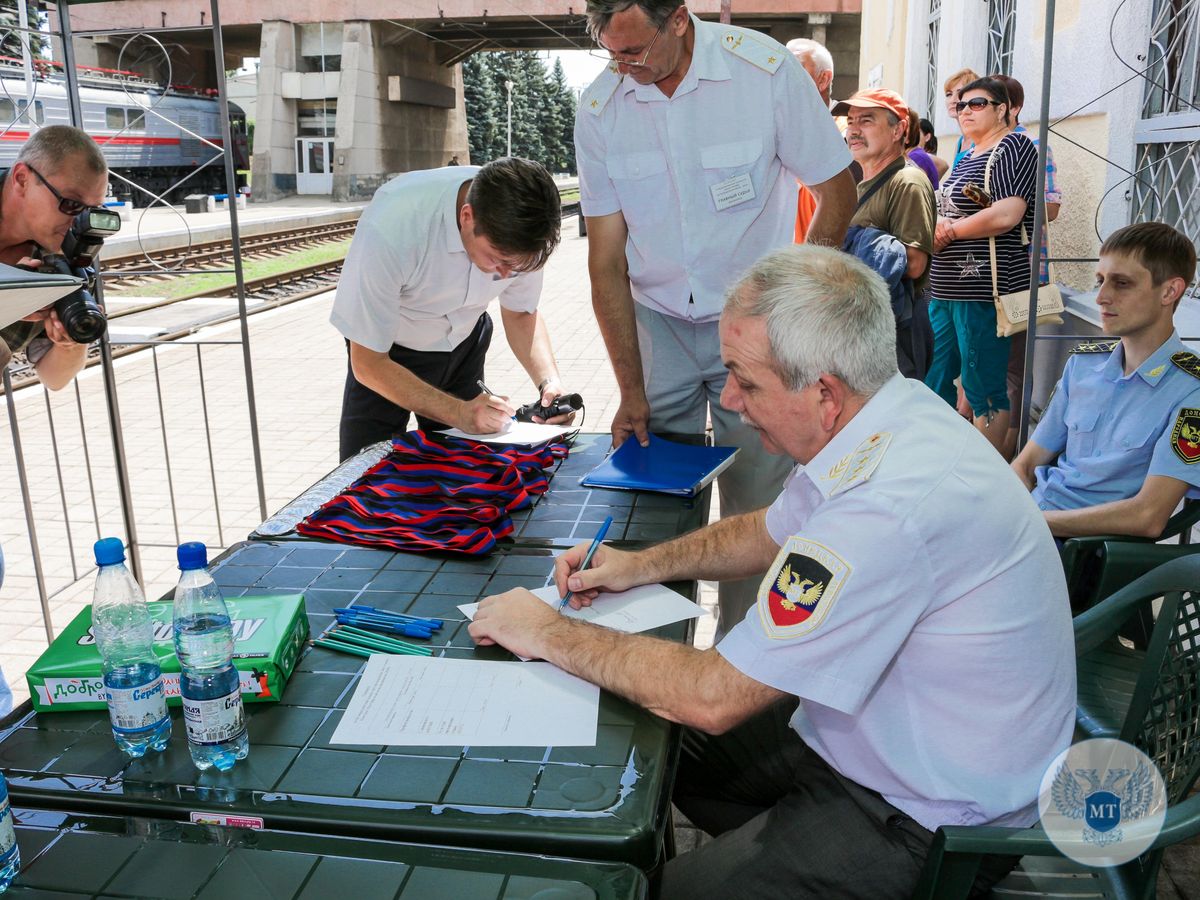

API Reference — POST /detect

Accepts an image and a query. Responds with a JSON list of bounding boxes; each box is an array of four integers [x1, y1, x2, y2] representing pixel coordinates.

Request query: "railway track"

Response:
[[102, 220, 360, 276]]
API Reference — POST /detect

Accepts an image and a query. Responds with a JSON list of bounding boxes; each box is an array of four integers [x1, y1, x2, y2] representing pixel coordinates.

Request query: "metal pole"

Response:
[[17, 0, 33, 103], [505, 79, 513, 157], [4, 371, 54, 643], [1018, 0, 1056, 448], [57, 0, 145, 582], [211, 0, 268, 520]]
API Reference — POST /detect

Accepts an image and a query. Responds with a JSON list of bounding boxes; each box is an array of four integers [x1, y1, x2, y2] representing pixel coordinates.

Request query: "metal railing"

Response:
[[1, 0, 264, 647]]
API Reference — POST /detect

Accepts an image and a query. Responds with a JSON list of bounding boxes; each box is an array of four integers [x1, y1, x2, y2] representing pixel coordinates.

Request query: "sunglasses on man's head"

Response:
[[954, 97, 1002, 113], [26, 163, 90, 216]]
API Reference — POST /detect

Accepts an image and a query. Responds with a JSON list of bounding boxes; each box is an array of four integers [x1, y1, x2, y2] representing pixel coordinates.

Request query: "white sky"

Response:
[[544, 49, 608, 95]]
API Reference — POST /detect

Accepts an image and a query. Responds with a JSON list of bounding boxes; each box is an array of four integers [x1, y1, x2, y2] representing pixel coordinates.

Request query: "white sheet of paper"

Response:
[[0, 263, 85, 331], [459, 583, 707, 635], [330, 655, 599, 747], [437, 421, 570, 445]]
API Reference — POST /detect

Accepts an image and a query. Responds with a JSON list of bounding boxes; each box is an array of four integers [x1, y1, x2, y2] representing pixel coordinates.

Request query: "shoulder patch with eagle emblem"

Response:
[[756, 535, 851, 639], [1171, 407, 1200, 464]]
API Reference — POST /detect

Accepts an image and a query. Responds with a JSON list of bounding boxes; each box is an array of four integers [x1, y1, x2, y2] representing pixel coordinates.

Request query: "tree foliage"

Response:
[[463, 50, 577, 173], [0, 1, 48, 61]]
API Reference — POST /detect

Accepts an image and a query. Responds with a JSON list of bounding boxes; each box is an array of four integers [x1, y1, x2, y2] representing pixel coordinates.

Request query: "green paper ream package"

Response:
[[25, 594, 309, 713]]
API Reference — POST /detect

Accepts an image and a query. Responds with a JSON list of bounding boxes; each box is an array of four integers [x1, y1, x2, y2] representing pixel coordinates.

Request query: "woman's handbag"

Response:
[[983, 142, 1065, 337]]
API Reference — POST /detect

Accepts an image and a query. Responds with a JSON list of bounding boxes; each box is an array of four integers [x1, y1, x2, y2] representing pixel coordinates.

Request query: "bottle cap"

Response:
[[94, 537, 126, 566], [177, 541, 208, 571]]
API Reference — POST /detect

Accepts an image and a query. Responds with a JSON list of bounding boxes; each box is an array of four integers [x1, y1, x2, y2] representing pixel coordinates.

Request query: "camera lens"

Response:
[[55, 288, 107, 344]]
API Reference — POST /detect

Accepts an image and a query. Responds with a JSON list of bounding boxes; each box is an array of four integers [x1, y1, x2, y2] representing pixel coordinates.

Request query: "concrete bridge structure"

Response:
[[60, 1, 861, 201]]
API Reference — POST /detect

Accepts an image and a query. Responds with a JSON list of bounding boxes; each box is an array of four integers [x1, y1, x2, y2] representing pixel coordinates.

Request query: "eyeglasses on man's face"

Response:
[[588, 17, 668, 68], [26, 164, 89, 216], [955, 97, 1002, 114]]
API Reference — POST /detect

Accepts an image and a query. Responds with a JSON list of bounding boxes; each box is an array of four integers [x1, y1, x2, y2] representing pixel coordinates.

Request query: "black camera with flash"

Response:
[[37, 206, 121, 344]]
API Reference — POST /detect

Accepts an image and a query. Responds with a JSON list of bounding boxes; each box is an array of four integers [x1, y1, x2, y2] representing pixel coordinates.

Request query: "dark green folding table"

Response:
[[252, 432, 713, 548], [4, 805, 647, 898], [0, 542, 693, 870]]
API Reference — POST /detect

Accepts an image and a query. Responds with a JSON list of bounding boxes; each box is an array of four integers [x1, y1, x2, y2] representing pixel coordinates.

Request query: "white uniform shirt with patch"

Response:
[[717, 374, 1076, 832], [330, 166, 543, 353], [574, 16, 851, 322]]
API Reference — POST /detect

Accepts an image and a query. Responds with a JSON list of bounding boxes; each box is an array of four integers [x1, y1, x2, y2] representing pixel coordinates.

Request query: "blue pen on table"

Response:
[[341, 605, 444, 629], [559, 515, 614, 611]]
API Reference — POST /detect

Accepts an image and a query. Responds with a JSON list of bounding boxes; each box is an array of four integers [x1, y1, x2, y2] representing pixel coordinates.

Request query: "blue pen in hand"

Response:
[[559, 515, 614, 611]]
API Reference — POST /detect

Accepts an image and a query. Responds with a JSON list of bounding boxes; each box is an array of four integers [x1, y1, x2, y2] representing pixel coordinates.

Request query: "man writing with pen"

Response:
[[331, 157, 577, 461], [468, 245, 1075, 899]]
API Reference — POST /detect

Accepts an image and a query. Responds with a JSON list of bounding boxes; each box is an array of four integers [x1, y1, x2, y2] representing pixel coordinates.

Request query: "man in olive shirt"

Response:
[[834, 88, 936, 377]]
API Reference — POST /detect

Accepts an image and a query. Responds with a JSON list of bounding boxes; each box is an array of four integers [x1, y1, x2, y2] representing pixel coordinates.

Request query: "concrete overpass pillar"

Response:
[[252, 19, 299, 201], [333, 20, 469, 200]]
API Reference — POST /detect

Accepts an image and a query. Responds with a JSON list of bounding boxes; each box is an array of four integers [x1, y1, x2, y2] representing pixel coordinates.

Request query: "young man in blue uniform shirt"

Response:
[[470, 245, 1074, 898], [1012, 222, 1200, 538]]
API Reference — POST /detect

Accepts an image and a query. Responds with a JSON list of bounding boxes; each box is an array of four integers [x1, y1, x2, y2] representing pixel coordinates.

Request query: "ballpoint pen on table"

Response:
[[559, 515, 614, 611]]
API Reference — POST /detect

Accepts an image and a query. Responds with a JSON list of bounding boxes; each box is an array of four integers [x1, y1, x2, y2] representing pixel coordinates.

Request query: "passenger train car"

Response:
[[0, 60, 249, 202]]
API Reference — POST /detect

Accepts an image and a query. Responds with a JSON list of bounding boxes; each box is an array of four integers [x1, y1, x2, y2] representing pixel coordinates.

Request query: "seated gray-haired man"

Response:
[[0, 125, 109, 388], [470, 244, 1076, 898]]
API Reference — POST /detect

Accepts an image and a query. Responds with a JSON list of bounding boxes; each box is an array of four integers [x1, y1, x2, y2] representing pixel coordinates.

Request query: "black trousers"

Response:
[[660, 700, 1017, 899], [338, 313, 493, 461]]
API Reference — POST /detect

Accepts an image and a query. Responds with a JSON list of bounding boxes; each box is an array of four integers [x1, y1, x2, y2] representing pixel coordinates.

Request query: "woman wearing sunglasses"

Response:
[[923, 77, 1039, 454], [0, 125, 108, 390]]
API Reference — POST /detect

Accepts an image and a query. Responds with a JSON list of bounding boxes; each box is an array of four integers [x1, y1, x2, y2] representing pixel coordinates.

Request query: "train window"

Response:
[[106, 107, 125, 129], [0, 99, 13, 123], [15, 100, 44, 124], [127, 109, 145, 131]]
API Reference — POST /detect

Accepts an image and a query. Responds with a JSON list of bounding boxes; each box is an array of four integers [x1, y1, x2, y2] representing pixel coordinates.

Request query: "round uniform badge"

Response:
[[1037, 738, 1167, 867]]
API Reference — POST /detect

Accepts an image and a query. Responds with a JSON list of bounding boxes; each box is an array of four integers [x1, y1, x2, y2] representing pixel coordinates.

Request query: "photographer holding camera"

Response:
[[0, 125, 109, 389]]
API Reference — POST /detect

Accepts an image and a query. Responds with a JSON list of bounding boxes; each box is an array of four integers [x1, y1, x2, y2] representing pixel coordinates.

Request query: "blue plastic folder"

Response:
[[579, 435, 739, 497]]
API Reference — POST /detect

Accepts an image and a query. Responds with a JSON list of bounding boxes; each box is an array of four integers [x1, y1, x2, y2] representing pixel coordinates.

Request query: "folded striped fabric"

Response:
[[296, 430, 568, 555]]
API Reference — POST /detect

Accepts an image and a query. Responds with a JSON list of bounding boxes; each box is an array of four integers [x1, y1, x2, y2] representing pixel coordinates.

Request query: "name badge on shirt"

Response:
[[709, 172, 756, 211]]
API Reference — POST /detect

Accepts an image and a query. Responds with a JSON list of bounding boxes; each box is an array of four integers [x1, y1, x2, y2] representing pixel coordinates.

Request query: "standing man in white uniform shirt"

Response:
[[470, 246, 1075, 898], [332, 158, 572, 461], [575, 0, 858, 631]]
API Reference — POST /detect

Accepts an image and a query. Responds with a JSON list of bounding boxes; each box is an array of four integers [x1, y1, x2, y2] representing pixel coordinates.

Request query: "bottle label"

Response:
[[0, 795, 16, 866], [106, 677, 169, 734], [182, 689, 246, 746]]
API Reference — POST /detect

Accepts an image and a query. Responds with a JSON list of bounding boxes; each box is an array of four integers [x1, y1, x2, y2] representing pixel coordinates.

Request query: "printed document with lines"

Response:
[[331, 655, 599, 747]]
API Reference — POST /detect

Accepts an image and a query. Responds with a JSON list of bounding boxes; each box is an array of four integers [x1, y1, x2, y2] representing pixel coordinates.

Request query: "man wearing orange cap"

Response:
[[834, 88, 935, 377]]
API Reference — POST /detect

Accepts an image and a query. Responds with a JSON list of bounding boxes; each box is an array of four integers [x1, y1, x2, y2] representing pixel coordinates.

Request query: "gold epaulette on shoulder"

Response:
[[720, 29, 785, 74], [1070, 339, 1119, 355], [580, 64, 622, 116], [1171, 351, 1200, 379]]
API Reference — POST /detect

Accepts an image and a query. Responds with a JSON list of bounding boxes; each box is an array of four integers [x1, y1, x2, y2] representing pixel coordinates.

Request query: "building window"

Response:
[[925, 0, 942, 119], [1141, 0, 1200, 119], [1133, 0, 1200, 295], [986, 0, 1017, 76]]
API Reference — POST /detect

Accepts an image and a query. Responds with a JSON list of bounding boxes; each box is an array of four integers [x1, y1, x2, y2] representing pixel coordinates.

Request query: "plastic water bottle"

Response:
[[173, 542, 249, 771], [92, 538, 171, 757], [0, 770, 18, 892]]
